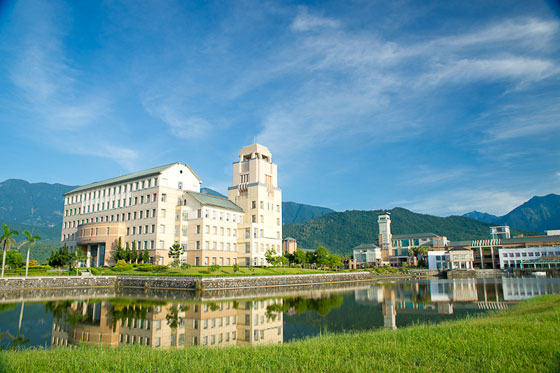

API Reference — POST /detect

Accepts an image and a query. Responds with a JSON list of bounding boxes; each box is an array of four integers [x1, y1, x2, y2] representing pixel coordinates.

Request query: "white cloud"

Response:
[[7, 0, 137, 169], [245, 15, 560, 163], [291, 7, 340, 32]]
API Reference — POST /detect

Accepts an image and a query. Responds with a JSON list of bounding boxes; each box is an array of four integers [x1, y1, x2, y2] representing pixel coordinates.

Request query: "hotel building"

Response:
[[60, 144, 282, 267]]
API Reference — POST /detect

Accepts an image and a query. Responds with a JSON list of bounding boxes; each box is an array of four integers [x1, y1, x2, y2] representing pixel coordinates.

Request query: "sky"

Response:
[[0, 0, 559, 217]]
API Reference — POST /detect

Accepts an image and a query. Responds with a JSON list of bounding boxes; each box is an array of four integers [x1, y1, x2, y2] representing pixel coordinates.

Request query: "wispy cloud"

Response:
[[291, 7, 340, 32], [7, 0, 138, 169]]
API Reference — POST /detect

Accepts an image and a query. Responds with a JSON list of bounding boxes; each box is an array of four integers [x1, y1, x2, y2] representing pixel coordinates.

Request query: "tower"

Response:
[[228, 144, 282, 266], [378, 212, 392, 262]]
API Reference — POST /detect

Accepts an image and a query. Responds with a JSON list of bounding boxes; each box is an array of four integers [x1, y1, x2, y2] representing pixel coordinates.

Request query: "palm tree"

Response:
[[1, 224, 19, 277], [19, 230, 41, 277]]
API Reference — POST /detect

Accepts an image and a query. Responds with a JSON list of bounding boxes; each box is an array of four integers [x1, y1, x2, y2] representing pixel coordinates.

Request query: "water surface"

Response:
[[1, 277, 558, 350]]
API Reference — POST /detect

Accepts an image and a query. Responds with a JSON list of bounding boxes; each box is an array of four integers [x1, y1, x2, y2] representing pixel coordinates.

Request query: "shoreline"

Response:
[[2, 295, 558, 372]]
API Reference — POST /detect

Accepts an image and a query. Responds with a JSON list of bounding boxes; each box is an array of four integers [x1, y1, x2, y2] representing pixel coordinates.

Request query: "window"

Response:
[[161, 194, 167, 202], [178, 182, 183, 190], [158, 240, 164, 249], [252, 215, 257, 223], [160, 209, 166, 218], [196, 225, 201, 234], [159, 225, 165, 233], [252, 201, 256, 209]]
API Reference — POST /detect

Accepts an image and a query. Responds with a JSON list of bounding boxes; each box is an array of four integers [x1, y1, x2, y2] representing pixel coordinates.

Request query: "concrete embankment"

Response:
[[0, 272, 373, 302]]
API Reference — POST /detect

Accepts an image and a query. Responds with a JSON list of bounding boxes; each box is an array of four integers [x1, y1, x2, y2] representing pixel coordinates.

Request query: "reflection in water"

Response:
[[50, 299, 284, 348], [1, 277, 560, 350]]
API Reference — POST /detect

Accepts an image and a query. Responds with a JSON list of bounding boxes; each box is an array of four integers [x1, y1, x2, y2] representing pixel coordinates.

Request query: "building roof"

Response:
[[502, 235, 560, 244], [187, 191, 243, 212], [353, 243, 379, 250], [283, 237, 296, 241], [66, 162, 202, 195], [392, 233, 439, 239]]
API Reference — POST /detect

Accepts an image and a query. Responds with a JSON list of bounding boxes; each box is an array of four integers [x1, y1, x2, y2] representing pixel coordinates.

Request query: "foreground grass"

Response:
[[2, 295, 560, 372]]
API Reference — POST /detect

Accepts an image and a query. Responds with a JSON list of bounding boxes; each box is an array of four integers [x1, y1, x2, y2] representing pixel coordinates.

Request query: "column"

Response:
[[479, 247, 484, 269], [86, 245, 91, 268]]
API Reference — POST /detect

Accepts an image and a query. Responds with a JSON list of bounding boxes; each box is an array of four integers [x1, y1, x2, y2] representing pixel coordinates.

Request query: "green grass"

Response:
[[2, 295, 560, 372], [106, 265, 332, 277]]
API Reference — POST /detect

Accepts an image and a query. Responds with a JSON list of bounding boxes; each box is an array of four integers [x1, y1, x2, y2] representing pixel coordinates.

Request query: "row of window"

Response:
[[198, 208, 243, 223], [251, 214, 281, 226], [502, 250, 560, 258], [65, 178, 158, 205], [251, 200, 280, 212], [64, 208, 159, 229], [195, 256, 238, 266], [65, 192, 164, 216]]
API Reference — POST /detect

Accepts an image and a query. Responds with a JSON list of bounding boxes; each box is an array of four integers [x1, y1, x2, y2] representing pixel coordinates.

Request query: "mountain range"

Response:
[[283, 207, 536, 255], [0, 178, 558, 259], [463, 194, 560, 233]]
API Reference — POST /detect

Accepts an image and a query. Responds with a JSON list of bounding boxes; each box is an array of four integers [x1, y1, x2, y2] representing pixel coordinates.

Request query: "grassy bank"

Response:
[[2, 295, 560, 372], [105, 265, 333, 277]]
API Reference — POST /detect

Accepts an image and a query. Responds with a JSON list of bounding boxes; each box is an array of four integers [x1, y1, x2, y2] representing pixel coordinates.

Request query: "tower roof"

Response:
[[238, 144, 272, 161]]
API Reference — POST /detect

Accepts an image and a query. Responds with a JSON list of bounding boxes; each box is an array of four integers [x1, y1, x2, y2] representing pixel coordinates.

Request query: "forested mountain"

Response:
[[462, 211, 500, 224], [283, 207, 535, 255], [282, 202, 335, 224], [0, 179, 75, 227], [464, 193, 560, 232]]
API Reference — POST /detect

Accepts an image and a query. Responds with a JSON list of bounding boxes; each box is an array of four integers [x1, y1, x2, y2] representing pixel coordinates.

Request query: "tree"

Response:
[[5, 250, 23, 268], [328, 253, 342, 268], [115, 237, 126, 261], [19, 230, 41, 277], [1, 224, 19, 277], [265, 249, 276, 265], [126, 242, 133, 264], [294, 249, 307, 265], [48, 244, 72, 267], [315, 246, 330, 268], [416, 246, 429, 266], [168, 242, 183, 267], [69, 248, 87, 275], [142, 248, 150, 264], [130, 243, 138, 264]]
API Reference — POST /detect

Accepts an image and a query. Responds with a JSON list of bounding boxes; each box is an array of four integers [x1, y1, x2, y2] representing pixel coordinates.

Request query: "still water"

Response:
[[1, 277, 559, 350]]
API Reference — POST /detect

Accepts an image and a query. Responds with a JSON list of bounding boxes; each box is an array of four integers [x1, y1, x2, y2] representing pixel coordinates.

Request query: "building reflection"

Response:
[[50, 298, 283, 348]]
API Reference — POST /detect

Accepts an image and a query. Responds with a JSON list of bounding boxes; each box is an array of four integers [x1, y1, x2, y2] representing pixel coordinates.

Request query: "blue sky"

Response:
[[0, 0, 559, 217]]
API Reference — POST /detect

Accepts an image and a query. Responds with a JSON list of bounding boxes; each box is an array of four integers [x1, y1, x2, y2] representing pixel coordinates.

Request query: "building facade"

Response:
[[61, 144, 282, 267], [228, 144, 283, 266], [282, 237, 297, 255], [427, 248, 474, 270]]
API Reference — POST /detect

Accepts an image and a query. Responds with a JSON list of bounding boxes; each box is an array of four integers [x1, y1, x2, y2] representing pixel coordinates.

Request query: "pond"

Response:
[[1, 277, 559, 350]]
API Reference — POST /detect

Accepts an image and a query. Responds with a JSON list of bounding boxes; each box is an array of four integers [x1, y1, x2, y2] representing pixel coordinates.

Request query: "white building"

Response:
[[499, 246, 560, 270], [352, 244, 381, 266], [228, 144, 282, 266], [61, 144, 282, 267], [428, 248, 474, 270], [490, 226, 511, 240]]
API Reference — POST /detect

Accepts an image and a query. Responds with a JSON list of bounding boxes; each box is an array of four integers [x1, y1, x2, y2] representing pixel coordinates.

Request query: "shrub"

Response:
[[28, 265, 51, 271], [233, 264, 240, 272], [209, 265, 220, 273], [28, 260, 39, 267], [68, 268, 77, 276], [137, 264, 153, 272], [90, 268, 101, 276], [375, 267, 384, 273], [181, 263, 191, 270], [112, 261, 133, 272], [152, 265, 168, 272]]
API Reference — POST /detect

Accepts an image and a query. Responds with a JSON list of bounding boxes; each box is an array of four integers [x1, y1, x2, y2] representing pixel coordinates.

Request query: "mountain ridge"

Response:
[[464, 193, 560, 232]]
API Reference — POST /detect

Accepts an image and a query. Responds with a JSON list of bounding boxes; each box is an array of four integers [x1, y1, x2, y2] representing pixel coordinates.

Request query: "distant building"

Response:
[[282, 237, 297, 255], [490, 226, 511, 240], [498, 246, 560, 270], [546, 230, 560, 236], [448, 234, 560, 269], [391, 233, 448, 266], [427, 248, 474, 270], [352, 244, 381, 267]]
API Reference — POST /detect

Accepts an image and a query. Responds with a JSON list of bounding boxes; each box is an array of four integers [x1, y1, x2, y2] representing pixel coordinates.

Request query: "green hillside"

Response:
[[282, 201, 335, 224], [283, 207, 535, 255]]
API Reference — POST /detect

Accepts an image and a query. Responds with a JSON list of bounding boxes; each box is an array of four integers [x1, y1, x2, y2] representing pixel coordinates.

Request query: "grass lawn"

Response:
[[2, 295, 559, 372], [105, 265, 334, 277]]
